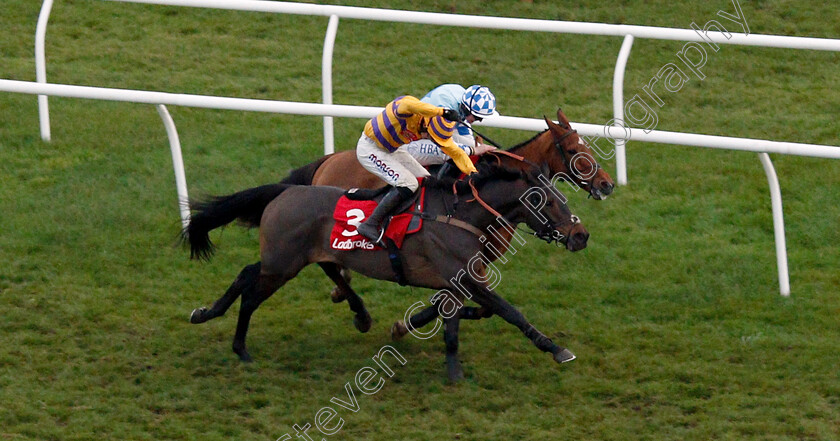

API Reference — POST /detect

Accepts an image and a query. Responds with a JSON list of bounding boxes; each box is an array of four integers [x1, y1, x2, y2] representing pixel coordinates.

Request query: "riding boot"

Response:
[[356, 186, 415, 245]]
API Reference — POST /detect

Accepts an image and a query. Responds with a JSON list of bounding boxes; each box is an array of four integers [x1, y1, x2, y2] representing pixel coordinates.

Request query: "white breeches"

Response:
[[356, 135, 430, 192]]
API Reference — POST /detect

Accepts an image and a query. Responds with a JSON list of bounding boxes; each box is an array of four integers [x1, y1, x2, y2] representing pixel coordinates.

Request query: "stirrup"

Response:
[[357, 223, 385, 246]]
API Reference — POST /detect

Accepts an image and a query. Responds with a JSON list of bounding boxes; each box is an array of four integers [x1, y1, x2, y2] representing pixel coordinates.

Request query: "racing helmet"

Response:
[[461, 85, 498, 120]]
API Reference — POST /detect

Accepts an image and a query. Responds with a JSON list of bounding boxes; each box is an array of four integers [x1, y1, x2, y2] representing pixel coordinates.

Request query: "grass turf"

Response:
[[1, 1, 839, 440]]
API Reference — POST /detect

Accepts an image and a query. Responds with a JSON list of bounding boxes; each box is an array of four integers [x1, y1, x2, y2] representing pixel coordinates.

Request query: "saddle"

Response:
[[329, 186, 426, 252], [343, 186, 389, 201], [330, 185, 428, 286]]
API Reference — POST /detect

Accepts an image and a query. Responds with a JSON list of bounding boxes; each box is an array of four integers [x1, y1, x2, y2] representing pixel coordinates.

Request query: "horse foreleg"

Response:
[[190, 262, 260, 324], [232, 272, 286, 362], [318, 262, 371, 333], [443, 315, 464, 382], [465, 279, 575, 365]]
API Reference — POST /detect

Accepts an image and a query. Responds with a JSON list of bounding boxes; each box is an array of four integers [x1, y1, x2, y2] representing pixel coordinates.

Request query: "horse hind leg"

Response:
[[318, 263, 371, 333], [391, 305, 492, 340], [190, 262, 260, 324]]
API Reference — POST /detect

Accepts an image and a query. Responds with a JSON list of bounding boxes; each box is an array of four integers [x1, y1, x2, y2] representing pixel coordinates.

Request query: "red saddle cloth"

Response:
[[330, 188, 426, 251]]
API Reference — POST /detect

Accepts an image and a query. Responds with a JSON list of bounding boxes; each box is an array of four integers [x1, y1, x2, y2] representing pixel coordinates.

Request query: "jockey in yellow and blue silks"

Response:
[[355, 95, 477, 244]]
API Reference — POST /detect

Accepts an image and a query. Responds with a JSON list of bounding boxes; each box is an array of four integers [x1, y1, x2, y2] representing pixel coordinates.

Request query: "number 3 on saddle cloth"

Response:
[[329, 186, 426, 251]]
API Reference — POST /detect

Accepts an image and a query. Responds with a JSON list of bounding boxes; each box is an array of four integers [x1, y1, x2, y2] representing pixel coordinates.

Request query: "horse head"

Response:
[[469, 162, 589, 252], [543, 108, 615, 200], [519, 164, 589, 251]]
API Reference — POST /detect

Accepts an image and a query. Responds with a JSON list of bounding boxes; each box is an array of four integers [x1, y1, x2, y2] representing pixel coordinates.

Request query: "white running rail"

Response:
[[6, 79, 840, 295]]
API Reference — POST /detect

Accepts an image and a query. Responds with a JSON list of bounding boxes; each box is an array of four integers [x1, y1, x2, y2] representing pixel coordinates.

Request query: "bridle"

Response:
[[466, 172, 577, 247], [552, 128, 602, 197]]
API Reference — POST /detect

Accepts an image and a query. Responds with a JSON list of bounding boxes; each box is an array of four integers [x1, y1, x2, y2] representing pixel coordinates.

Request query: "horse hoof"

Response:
[[391, 321, 409, 341], [447, 360, 465, 382], [353, 312, 372, 333], [553, 348, 576, 364], [190, 307, 208, 324], [330, 287, 347, 303], [234, 347, 253, 363]]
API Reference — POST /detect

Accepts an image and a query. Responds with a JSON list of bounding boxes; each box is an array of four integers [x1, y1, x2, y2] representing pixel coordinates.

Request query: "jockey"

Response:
[[355, 95, 478, 244], [404, 84, 499, 166]]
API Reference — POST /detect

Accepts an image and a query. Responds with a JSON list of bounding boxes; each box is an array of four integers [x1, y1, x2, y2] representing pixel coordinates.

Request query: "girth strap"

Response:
[[388, 207, 485, 285], [383, 237, 408, 286]]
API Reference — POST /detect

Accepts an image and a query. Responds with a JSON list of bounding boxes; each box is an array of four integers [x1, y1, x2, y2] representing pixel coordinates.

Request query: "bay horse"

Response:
[[183, 161, 589, 380], [287, 109, 614, 335]]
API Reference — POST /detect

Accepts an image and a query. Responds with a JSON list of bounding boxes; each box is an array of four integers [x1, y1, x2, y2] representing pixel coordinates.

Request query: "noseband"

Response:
[[533, 213, 581, 247]]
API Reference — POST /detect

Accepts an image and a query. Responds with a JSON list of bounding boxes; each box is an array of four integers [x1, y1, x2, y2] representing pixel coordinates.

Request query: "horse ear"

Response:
[[544, 115, 565, 136], [556, 107, 571, 126]]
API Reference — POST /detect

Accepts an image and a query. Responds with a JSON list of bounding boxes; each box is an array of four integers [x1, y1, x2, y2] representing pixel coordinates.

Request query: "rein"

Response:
[[421, 163, 571, 247], [466, 178, 569, 247], [462, 120, 504, 150], [468, 179, 504, 220], [487, 149, 525, 162], [421, 128, 579, 245], [466, 147, 534, 222], [410, 177, 504, 239]]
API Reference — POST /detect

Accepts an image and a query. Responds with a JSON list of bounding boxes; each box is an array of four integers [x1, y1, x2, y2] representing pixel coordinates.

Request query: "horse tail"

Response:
[[182, 183, 292, 261], [279, 154, 332, 185]]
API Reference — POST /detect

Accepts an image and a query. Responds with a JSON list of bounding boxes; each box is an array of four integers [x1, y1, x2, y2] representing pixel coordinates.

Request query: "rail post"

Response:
[[613, 34, 634, 185], [322, 15, 339, 154], [35, 0, 55, 142]]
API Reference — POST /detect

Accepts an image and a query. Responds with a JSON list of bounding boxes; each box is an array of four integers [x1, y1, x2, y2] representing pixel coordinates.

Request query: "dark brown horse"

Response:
[[291, 109, 614, 336], [183, 161, 589, 379]]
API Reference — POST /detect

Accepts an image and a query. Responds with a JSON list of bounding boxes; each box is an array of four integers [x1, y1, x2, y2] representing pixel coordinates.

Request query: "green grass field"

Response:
[[2, 1, 839, 440]]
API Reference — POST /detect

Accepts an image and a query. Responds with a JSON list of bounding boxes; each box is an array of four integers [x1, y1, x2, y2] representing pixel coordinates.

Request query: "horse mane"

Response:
[[279, 154, 332, 185], [507, 129, 548, 153], [422, 161, 525, 195]]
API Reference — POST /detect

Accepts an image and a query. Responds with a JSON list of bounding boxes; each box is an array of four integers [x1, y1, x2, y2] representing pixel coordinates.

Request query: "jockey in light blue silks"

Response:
[[403, 84, 499, 166]]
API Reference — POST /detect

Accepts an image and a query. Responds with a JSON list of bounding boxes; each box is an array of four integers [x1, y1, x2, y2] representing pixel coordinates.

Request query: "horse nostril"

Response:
[[602, 181, 615, 195], [574, 231, 589, 244]]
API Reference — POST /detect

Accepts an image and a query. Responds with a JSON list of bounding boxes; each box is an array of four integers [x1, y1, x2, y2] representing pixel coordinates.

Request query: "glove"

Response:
[[441, 108, 460, 122]]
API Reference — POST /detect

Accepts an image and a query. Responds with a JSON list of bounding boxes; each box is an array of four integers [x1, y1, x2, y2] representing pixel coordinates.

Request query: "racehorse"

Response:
[[183, 161, 589, 380], [285, 108, 614, 335]]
